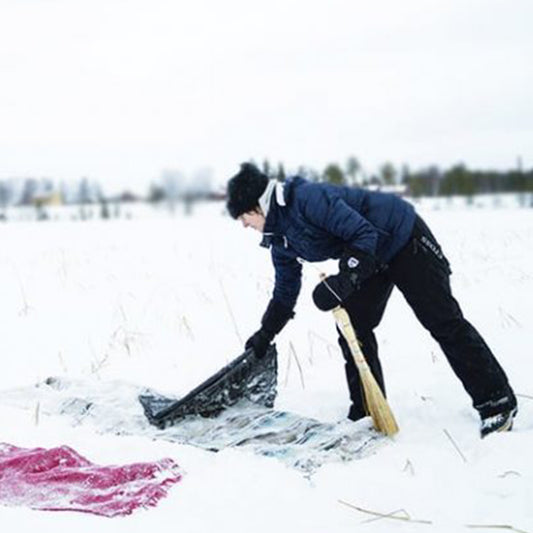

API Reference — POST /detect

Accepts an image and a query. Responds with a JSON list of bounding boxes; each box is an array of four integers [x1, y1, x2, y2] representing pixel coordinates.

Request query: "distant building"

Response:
[[32, 190, 63, 207], [365, 183, 408, 196]]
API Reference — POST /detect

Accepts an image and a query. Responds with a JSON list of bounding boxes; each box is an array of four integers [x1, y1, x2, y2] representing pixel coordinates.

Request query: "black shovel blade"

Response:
[[139, 345, 278, 428]]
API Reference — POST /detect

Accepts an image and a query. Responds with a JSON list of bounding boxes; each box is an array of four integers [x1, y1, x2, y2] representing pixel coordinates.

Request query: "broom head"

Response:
[[333, 306, 399, 436]]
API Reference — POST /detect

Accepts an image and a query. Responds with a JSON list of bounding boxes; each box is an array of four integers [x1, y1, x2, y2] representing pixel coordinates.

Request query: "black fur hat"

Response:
[[226, 163, 269, 219]]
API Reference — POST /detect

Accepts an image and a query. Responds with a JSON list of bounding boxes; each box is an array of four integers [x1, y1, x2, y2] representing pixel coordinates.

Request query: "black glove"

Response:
[[312, 272, 356, 311], [245, 328, 273, 359], [339, 247, 378, 288], [246, 299, 295, 358]]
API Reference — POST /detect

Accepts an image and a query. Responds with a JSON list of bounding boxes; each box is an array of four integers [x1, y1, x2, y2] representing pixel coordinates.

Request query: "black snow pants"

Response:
[[338, 215, 516, 420]]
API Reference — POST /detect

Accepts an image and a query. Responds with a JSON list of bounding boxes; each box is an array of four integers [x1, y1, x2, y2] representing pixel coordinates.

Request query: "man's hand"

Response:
[[339, 248, 378, 288], [246, 299, 294, 358], [312, 272, 356, 311], [245, 329, 273, 359]]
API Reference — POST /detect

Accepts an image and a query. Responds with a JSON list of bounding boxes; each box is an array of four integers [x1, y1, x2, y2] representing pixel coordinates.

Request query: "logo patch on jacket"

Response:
[[347, 257, 360, 269]]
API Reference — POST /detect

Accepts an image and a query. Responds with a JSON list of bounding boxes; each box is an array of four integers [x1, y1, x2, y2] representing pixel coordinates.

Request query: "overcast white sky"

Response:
[[1, 0, 532, 192]]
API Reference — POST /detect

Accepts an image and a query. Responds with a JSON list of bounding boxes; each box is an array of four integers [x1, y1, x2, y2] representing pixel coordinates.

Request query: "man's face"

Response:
[[238, 209, 265, 232]]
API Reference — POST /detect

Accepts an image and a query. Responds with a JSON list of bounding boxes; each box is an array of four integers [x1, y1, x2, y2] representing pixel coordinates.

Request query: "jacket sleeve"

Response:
[[271, 245, 302, 311], [299, 185, 379, 255]]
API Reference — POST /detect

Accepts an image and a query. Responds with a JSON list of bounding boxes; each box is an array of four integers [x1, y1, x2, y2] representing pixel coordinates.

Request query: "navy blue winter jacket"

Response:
[[262, 177, 416, 310]]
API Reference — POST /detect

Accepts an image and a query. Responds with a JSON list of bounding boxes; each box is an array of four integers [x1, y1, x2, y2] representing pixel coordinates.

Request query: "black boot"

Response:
[[477, 391, 518, 438]]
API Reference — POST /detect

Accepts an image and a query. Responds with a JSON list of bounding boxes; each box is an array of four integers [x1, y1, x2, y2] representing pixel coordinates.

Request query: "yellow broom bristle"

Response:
[[360, 372, 399, 436], [333, 306, 399, 437]]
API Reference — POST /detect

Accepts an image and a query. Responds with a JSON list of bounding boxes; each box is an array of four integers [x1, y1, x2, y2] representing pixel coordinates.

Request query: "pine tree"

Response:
[[323, 163, 346, 185], [345, 156, 361, 186]]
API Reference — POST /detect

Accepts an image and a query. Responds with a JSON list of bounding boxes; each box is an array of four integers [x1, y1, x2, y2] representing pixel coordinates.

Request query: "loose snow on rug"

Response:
[[0, 378, 384, 475]]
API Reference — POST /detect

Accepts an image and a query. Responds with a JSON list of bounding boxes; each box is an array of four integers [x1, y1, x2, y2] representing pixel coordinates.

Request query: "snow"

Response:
[[0, 199, 532, 532]]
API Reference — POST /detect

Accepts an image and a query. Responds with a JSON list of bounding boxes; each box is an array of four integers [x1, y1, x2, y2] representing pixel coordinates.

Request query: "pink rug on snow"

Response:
[[0, 442, 182, 517]]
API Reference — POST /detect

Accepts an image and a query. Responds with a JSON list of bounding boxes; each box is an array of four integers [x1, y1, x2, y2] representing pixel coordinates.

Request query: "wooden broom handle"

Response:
[[318, 271, 371, 372], [332, 306, 371, 373]]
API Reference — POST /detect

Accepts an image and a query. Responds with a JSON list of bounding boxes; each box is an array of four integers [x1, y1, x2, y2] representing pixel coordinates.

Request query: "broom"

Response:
[[319, 273, 399, 436], [332, 306, 399, 436]]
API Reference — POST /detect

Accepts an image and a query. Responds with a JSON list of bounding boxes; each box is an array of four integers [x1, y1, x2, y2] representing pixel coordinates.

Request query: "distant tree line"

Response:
[[253, 157, 414, 189], [0, 177, 104, 209], [403, 164, 533, 198], [2, 158, 531, 214], [252, 157, 533, 198]]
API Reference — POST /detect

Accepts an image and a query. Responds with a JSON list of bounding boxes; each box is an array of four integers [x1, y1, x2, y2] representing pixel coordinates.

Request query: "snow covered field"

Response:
[[0, 200, 532, 532]]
